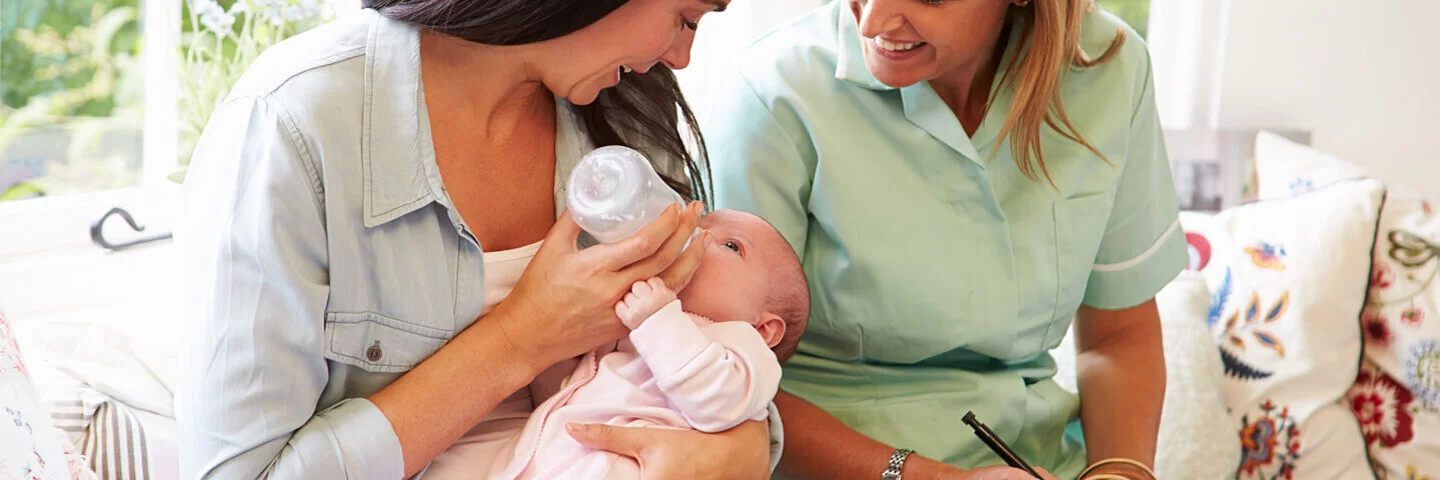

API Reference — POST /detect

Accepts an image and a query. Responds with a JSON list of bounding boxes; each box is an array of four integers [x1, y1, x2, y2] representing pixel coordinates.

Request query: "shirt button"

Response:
[[366, 341, 383, 362]]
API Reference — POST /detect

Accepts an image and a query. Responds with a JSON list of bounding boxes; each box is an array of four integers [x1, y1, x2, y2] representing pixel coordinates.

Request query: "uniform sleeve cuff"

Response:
[[1083, 222, 1189, 310]]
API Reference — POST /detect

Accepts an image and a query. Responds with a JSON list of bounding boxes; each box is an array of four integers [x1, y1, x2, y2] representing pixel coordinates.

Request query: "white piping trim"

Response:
[[1092, 219, 1182, 273]]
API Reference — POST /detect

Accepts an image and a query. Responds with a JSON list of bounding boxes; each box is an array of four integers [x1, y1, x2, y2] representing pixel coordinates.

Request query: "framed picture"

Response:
[[1163, 129, 1311, 212]]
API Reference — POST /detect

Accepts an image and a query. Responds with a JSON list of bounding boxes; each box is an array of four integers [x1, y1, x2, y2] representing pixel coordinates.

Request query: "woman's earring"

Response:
[[1014, 0, 1031, 6]]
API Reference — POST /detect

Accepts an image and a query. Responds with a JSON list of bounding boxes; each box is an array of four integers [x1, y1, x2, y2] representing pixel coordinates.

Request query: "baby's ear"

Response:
[[756, 312, 786, 348]]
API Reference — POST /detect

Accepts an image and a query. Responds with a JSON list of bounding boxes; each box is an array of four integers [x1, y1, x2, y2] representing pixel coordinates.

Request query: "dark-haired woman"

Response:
[[176, 0, 772, 478]]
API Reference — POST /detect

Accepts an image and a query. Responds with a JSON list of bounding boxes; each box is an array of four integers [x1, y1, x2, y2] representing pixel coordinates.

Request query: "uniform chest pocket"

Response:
[[1046, 192, 1114, 347], [324, 312, 450, 373]]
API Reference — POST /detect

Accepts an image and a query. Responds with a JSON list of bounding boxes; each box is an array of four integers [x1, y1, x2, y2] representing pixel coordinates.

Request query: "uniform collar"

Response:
[[833, 1, 892, 91], [833, 3, 1023, 167]]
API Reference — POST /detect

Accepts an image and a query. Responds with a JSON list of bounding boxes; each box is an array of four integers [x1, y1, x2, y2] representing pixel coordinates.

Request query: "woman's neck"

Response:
[[419, 31, 554, 141], [928, 24, 1011, 136]]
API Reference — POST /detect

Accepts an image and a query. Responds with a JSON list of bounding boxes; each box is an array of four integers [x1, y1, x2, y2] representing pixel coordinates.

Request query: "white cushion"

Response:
[[1253, 131, 1373, 199], [1152, 270, 1241, 480]]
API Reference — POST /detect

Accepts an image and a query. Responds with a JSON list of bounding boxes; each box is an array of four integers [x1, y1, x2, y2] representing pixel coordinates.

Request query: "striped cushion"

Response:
[[46, 383, 152, 480]]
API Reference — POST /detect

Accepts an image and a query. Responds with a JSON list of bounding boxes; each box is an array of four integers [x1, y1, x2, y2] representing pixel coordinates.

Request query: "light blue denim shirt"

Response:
[[177, 9, 781, 479]]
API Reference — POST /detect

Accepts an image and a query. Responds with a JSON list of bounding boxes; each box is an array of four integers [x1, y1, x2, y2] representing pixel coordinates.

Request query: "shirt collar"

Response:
[[361, 9, 432, 228], [359, 10, 589, 229]]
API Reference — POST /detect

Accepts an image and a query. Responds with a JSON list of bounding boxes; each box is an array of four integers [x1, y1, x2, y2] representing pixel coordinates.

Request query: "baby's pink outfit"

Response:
[[488, 299, 781, 480]]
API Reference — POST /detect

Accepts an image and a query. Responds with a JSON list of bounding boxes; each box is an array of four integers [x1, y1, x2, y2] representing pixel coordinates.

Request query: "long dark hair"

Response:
[[363, 0, 710, 204]]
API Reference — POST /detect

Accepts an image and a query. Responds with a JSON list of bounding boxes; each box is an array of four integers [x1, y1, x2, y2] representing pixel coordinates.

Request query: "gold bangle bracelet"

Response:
[[1078, 458, 1157, 480], [1084, 475, 1139, 480]]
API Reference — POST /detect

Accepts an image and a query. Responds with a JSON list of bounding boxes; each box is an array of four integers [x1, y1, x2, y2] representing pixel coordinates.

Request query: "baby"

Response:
[[489, 209, 809, 480]]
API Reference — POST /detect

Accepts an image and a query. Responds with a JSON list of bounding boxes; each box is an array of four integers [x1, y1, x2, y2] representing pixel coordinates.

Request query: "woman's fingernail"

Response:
[[567, 423, 582, 433]]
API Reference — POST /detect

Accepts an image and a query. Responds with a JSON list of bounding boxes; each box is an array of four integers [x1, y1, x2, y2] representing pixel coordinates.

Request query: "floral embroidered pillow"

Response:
[[1252, 130, 1440, 479], [1349, 199, 1440, 479], [1, 309, 95, 480], [1185, 179, 1383, 479]]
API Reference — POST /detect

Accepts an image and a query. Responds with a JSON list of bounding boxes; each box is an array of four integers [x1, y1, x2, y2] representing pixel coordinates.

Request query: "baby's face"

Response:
[[676, 210, 787, 325]]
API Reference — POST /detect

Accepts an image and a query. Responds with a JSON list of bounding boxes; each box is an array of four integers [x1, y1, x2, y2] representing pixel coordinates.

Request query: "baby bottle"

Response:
[[566, 145, 686, 244]]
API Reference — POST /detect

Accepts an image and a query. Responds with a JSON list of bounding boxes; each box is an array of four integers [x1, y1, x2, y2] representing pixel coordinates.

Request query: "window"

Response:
[[0, 0, 344, 352], [1, 0, 146, 201], [178, 0, 334, 170], [0, 0, 335, 205], [0, 0, 337, 257], [1096, 0, 1151, 38]]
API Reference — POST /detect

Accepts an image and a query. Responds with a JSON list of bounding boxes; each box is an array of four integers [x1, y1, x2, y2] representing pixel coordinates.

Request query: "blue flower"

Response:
[[191, 0, 235, 35], [1406, 340, 1440, 410], [1288, 178, 1314, 194]]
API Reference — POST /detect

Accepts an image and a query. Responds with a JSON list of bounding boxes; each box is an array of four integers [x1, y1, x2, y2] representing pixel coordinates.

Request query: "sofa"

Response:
[[1059, 131, 1438, 480]]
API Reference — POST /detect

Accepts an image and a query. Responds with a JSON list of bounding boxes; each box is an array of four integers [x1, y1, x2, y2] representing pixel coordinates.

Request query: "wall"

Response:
[[1215, 0, 1440, 189]]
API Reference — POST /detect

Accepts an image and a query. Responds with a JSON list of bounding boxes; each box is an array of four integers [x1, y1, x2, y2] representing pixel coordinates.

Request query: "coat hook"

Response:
[[90, 207, 173, 251]]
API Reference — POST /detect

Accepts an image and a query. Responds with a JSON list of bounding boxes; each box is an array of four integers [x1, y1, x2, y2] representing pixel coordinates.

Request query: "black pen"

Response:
[[962, 411, 1043, 479]]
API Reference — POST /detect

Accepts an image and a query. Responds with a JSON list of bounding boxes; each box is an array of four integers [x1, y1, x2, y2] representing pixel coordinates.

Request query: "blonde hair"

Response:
[[992, 0, 1125, 186]]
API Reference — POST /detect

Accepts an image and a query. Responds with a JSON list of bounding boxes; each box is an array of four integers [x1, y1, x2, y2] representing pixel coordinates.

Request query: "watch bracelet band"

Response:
[[882, 448, 914, 480]]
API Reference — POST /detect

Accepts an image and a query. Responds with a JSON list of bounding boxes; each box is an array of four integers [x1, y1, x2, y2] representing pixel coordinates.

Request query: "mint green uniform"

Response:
[[705, 3, 1186, 476]]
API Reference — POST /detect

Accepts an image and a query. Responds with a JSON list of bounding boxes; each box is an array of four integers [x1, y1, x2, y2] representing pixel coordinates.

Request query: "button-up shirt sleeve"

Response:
[[178, 95, 404, 480]]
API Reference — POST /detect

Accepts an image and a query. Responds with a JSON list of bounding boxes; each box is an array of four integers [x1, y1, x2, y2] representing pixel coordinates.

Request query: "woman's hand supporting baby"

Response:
[[568, 420, 772, 480]]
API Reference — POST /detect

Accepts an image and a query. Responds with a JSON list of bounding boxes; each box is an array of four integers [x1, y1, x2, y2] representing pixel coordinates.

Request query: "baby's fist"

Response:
[[615, 278, 677, 329]]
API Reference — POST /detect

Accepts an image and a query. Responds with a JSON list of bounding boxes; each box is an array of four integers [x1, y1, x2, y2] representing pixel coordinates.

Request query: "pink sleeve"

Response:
[[627, 301, 781, 433]]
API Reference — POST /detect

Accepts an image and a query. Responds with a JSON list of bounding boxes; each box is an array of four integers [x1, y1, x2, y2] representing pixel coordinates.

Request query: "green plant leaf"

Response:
[[0, 181, 46, 201]]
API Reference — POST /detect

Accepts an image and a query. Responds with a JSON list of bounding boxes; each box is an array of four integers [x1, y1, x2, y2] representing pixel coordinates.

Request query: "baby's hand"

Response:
[[615, 278, 677, 330]]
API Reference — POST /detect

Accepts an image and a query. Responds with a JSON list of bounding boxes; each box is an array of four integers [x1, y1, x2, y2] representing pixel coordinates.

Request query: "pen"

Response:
[[962, 411, 1043, 479]]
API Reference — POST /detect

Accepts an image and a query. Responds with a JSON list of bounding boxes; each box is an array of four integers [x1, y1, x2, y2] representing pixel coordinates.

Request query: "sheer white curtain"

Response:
[[1146, 0, 1230, 130]]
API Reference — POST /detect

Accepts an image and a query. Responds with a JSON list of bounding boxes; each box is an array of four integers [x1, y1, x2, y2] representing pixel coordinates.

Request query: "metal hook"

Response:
[[90, 207, 173, 251]]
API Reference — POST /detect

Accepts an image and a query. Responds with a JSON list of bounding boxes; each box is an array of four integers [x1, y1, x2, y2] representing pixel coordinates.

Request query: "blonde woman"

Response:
[[706, 0, 1180, 478]]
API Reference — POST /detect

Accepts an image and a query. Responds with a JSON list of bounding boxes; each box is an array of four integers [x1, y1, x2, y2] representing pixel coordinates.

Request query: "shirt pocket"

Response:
[[1046, 192, 1114, 348], [324, 311, 449, 373]]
